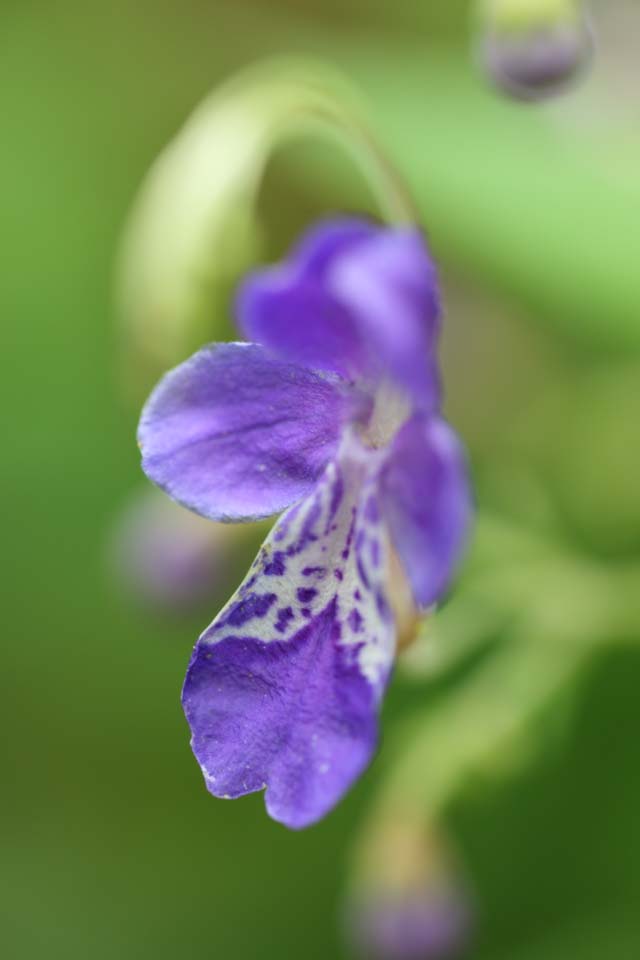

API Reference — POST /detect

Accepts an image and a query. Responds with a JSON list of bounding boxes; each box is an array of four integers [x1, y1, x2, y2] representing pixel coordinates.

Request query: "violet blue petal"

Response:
[[237, 218, 440, 396], [378, 415, 472, 609], [328, 227, 442, 410], [182, 430, 395, 829], [138, 342, 358, 522], [290, 217, 378, 278], [237, 219, 377, 379], [237, 273, 367, 380]]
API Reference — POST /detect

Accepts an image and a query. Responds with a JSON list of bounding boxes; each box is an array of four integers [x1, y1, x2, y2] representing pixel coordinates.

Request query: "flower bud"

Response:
[[350, 888, 470, 960], [477, 0, 593, 101], [108, 489, 233, 614], [346, 819, 472, 960]]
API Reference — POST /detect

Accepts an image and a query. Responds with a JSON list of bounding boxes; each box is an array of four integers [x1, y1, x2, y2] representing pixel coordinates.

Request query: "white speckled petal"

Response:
[[181, 429, 396, 829]]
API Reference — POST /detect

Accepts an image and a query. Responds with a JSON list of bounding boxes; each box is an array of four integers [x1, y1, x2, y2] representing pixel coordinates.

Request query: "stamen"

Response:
[[387, 545, 426, 652]]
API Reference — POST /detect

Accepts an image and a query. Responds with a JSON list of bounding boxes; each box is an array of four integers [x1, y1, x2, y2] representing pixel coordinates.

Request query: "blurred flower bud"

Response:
[[477, 0, 593, 101], [346, 818, 472, 960], [108, 489, 238, 615], [351, 888, 469, 960]]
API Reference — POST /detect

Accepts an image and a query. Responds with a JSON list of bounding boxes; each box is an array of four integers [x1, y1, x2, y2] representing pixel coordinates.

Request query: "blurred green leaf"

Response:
[[283, 45, 640, 351], [497, 363, 640, 556], [478, 0, 581, 31], [491, 910, 640, 960], [118, 4, 640, 359]]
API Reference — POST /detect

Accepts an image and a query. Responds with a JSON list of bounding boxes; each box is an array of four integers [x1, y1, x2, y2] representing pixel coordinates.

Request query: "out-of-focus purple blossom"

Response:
[[347, 820, 472, 959], [350, 888, 470, 960], [109, 490, 230, 614], [138, 218, 472, 828], [479, 12, 593, 102]]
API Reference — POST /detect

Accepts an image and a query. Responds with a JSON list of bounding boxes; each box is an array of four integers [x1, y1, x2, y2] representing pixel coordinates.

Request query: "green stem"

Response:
[[377, 630, 587, 825], [270, 106, 418, 226], [411, 511, 640, 682]]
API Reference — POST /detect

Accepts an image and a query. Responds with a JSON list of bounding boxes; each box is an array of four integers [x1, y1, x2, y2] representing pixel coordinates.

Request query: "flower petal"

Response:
[[328, 227, 442, 409], [237, 274, 367, 380], [237, 220, 442, 408], [378, 415, 472, 609], [237, 219, 378, 379], [138, 342, 356, 522], [290, 217, 378, 278], [182, 431, 395, 829]]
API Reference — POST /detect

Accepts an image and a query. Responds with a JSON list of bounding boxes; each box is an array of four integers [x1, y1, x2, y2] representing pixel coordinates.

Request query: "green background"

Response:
[[2, 1, 640, 957]]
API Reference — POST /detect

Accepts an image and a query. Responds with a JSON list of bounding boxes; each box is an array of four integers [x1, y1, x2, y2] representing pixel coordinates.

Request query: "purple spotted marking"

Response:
[[370, 538, 380, 568], [264, 551, 287, 576], [324, 468, 345, 534], [341, 508, 357, 560], [275, 606, 295, 633], [356, 555, 371, 592], [288, 497, 323, 556], [301, 607, 312, 618], [334, 568, 344, 582], [302, 566, 327, 578], [300, 497, 323, 544], [273, 502, 302, 542], [348, 608, 364, 633], [297, 587, 318, 604], [375, 590, 393, 623], [213, 591, 278, 631]]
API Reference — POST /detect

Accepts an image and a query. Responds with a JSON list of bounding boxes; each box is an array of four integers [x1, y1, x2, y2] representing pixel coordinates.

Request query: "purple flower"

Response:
[[108, 489, 238, 616], [479, 15, 593, 102], [349, 888, 470, 960], [138, 218, 472, 828], [346, 818, 472, 959]]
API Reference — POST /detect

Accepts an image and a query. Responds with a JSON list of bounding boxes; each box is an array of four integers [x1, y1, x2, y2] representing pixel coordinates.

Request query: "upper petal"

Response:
[[237, 273, 367, 380], [378, 414, 472, 609], [237, 219, 442, 409], [237, 219, 378, 379], [290, 217, 378, 278], [328, 227, 442, 410], [138, 342, 356, 522], [182, 430, 395, 829]]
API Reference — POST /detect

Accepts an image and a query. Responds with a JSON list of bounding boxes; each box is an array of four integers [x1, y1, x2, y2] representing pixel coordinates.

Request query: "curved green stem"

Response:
[[118, 57, 417, 395]]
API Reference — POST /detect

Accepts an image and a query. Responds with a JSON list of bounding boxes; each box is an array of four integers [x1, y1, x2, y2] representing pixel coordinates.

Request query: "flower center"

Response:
[[360, 380, 412, 449]]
